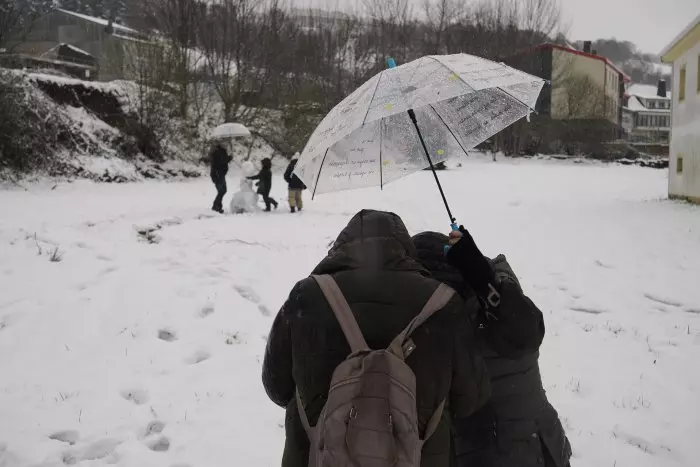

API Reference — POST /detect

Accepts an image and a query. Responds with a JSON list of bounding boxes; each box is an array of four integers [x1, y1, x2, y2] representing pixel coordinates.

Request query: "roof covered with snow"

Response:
[[57, 9, 139, 35], [627, 83, 672, 100], [624, 95, 670, 114], [63, 43, 92, 56]]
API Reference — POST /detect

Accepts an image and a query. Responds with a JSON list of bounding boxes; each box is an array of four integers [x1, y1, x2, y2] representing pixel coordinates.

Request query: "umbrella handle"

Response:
[[444, 223, 461, 255]]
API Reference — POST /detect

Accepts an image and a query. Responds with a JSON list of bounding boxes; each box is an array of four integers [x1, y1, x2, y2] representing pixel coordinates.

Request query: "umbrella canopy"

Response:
[[294, 54, 545, 198], [210, 123, 251, 140]]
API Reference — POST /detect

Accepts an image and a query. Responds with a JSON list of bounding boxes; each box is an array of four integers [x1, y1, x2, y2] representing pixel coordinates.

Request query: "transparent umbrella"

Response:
[[294, 53, 545, 223]]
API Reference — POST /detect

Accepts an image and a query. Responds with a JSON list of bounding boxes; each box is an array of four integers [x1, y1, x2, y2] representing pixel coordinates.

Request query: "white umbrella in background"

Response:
[[209, 123, 251, 140], [294, 53, 545, 224]]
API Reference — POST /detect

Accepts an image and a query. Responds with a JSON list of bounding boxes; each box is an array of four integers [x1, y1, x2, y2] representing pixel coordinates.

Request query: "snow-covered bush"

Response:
[[0, 70, 64, 173]]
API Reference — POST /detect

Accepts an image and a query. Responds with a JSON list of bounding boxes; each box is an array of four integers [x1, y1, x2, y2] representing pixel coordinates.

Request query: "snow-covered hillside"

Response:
[[1, 155, 699, 467], [1, 70, 281, 183]]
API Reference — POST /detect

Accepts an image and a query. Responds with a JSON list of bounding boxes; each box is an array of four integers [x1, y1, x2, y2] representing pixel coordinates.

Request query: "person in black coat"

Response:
[[412, 230, 572, 467], [209, 143, 232, 213], [248, 158, 278, 211], [262, 210, 491, 467], [284, 157, 306, 213]]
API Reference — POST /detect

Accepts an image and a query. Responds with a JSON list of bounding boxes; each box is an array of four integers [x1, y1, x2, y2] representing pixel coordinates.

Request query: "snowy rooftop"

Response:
[[57, 8, 139, 35], [627, 83, 672, 100], [624, 95, 670, 114]]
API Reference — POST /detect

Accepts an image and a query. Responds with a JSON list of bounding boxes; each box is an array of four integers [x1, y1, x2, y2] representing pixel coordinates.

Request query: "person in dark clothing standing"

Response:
[[209, 142, 232, 213], [262, 210, 491, 467], [248, 158, 278, 211], [412, 230, 572, 467], [283, 156, 306, 213]]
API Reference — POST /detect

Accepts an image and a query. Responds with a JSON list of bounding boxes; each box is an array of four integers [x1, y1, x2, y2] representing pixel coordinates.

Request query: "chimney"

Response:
[[583, 41, 592, 53], [657, 79, 667, 98]]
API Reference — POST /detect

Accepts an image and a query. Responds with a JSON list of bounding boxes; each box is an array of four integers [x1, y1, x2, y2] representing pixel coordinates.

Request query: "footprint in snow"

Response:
[[98, 266, 118, 277], [158, 329, 178, 342], [143, 420, 166, 438], [148, 437, 170, 452], [120, 388, 150, 405], [185, 350, 211, 365], [199, 305, 215, 318], [258, 304, 272, 317], [234, 285, 261, 304], [49, 430, 79, 445], [644, 293, 683, 308], [62, 438, 122, 465], [570, 306, 606, 315], [594, 259, 615, 269]]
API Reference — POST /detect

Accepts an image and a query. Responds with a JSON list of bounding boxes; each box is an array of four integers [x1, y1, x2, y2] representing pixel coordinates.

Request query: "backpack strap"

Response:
[[388, 283, 455, 359], [423, 400, 446, 441], [296, 389, 314, 436], [311, 274, 370, 353]]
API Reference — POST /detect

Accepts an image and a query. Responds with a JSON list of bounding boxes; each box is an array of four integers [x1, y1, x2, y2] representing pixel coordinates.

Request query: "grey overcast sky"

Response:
[[560, 0, 698, 54], [295, 0, 698, 54]]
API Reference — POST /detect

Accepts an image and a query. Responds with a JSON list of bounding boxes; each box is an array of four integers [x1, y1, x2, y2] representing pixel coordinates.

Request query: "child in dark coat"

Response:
[[283, 156, 306, 213], [247, 158, 278, 211]]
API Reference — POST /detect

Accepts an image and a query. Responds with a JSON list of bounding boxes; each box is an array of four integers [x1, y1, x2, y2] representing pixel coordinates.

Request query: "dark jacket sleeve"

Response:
[[448, 296, 491, 419], [482, 255, 545, 358], [447, 231, 545, 359], [247, 171, 261, 180], [284, 163, 293, 184], [262, 285, 298, 408]]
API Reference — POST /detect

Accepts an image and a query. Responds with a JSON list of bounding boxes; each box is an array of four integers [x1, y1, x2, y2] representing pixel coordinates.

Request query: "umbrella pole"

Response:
[[407, 109, 456, 224]]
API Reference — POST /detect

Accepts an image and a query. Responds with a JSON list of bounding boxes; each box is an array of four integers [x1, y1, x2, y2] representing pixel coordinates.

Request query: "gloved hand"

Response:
[[446, 226, 500, 308]]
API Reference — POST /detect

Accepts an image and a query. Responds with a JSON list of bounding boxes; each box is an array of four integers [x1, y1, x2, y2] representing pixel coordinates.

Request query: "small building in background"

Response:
[[661, 13, 700, 204], [2, 8, 144, 81], [503, 42, 629, 155], [622, 81, 672, 155]]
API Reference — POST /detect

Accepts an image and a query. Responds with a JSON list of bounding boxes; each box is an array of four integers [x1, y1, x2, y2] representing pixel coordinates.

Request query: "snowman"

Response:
[[230, 160, 261, 214]]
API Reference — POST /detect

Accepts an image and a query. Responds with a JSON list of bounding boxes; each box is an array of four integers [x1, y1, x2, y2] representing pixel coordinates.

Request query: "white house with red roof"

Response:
[[504, 42, 630, 153]]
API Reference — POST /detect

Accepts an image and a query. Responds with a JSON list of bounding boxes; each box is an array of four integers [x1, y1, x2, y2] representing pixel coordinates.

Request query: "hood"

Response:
[[313, 210, 427, 275], [261, 158, 272, 169], [411, 231, 472, 299]]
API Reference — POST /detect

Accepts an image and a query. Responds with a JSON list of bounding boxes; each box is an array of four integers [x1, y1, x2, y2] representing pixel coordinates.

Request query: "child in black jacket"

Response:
[[247, 158, 278, 211]]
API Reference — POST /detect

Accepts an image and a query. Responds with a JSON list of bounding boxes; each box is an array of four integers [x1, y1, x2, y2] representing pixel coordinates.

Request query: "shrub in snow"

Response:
[[0, 70, 65, 173]]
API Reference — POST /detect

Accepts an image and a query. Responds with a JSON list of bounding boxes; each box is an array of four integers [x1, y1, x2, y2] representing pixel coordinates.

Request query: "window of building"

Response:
[[679, 64, 686, 101], [677, 154, 684, 174]]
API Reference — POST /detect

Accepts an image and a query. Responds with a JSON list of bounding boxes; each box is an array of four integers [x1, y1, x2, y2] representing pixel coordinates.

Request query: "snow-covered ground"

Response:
[[1, 155, 699, 467]]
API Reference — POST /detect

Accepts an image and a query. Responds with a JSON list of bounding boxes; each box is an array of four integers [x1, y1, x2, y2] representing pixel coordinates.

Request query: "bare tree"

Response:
[[0, 0, 53, 50], [140, 0, 203, 118], [362, 0, 418, 67], [199, 0, 272, 123], [120, 33, 177, 159], [422, 0, 463, 54]]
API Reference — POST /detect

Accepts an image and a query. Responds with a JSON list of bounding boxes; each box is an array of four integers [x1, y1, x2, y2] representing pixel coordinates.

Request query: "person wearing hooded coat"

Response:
[[209, 142, 232, 213], [248, 158, 278, 211], [283, 155, 306, 213], [262, 210, 492, 467], [411, 230, 572, 467]]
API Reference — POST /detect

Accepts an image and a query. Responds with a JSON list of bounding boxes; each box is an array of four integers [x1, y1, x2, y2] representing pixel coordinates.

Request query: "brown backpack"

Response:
[[296, 274, 456, 467]]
